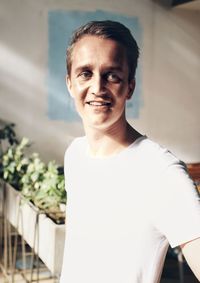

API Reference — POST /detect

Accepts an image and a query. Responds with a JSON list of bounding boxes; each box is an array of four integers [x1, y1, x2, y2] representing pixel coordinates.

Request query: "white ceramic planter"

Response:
[[4, 182, 21, 227], [4, 182, 66, 276], [0, 179, 4, 216]]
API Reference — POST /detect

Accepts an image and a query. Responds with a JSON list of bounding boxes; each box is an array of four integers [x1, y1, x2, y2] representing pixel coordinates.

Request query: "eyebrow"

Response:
[[74, 64, 93, 75], [74, 64, 124, 75]]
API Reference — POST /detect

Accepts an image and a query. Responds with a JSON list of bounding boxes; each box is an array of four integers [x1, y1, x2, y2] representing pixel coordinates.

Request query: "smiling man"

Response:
[[60, 21, 200, 283]]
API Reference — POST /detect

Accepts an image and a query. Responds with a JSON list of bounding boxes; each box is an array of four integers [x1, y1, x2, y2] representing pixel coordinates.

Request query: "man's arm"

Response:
[[180, 237, 200, 281]]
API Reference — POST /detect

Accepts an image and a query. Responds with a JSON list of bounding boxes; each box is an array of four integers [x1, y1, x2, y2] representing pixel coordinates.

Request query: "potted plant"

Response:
[[1, 136, 66, 276], [0, 122, 18, 213], [21, 155, 66, 224]]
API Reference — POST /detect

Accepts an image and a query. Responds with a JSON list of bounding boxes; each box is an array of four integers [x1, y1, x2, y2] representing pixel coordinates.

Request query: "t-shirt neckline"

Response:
[[85, 135, 147, 160]]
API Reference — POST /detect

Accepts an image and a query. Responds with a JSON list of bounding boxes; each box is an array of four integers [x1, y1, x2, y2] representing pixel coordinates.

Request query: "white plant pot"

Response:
[[4, 182, 66, 276], [4, 182, 21, 227], [0, 179, 4, 216]]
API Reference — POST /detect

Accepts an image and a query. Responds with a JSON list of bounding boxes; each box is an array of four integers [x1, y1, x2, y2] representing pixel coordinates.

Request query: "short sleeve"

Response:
[[152, 161, 200, 248]]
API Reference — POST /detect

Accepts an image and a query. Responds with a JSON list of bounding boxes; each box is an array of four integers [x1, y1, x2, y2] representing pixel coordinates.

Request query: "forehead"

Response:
[[70, 35, 128, 69]]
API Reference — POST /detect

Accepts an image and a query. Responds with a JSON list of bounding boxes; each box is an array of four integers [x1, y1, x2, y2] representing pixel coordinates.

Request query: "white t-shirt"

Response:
[[60, 136, 200, 283]]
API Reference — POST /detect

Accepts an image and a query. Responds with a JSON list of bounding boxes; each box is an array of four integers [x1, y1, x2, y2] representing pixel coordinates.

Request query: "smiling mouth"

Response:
[[86, 101, 112, 107]]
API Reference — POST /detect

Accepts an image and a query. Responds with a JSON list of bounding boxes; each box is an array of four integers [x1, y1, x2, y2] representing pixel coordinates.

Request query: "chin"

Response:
[[83, 112, 123, 131], [88, 119, 117, 131]]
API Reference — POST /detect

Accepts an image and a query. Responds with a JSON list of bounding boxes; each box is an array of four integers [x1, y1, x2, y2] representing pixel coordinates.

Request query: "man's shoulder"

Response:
[[69, 136, 87, 148], [64, 136, 87, 160], [139, 137, 183, 170]]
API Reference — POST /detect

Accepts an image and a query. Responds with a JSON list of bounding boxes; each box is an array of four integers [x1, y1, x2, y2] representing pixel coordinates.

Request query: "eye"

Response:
[[106, 72, 122, 83], [78, 71, 92, 80]]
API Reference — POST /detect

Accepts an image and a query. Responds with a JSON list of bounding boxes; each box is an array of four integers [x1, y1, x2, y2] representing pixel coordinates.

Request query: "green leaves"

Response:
[[2, 137, 30, 189], [1, 136, 66, 222], [0, 123, 18, 146], [33, 161, 66, 211]]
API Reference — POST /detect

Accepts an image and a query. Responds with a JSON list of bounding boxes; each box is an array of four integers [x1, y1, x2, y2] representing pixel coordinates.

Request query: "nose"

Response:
[[90, 74, 106, 96]]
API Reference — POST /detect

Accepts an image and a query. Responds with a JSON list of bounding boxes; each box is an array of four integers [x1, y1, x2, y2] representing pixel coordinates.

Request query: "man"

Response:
[[60, 21, 200, 283]]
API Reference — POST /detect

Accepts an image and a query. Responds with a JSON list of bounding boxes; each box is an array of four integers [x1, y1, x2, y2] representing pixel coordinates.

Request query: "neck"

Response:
[[84, 120, 142, 158]]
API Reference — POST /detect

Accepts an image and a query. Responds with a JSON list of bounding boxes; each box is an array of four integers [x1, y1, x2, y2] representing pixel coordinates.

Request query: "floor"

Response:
[[0, 249, 198, 283], [160, 249, 199, 283], [0, 273, 56, 283]]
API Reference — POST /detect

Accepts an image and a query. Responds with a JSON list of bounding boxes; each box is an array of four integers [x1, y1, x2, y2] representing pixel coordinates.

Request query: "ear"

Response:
[[66, 75, 74, 98], [126, 79, 135, 100]]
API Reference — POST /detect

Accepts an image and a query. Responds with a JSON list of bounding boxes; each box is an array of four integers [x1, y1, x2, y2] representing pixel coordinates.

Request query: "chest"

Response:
[[67, 157, 157, 240]]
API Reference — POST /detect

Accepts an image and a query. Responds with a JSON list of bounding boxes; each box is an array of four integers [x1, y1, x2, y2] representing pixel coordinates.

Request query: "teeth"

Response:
[[87, 101, 111, 106]]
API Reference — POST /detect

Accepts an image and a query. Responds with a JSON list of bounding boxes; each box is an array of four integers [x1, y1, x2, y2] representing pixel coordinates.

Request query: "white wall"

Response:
[[0, 0, 199, 163]]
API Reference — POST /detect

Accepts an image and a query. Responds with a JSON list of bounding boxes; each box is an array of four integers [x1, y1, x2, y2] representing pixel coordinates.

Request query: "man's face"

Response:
[[67, 35, 135, 131]]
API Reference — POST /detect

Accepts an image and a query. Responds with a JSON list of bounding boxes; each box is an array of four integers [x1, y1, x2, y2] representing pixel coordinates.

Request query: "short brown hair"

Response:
[[66, 20, 139, 81]]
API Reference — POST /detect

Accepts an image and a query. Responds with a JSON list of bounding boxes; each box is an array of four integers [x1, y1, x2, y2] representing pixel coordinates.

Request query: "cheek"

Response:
[[74, 81, 84, 92], [72, 80, 88, 97], [112, 83, 129, 98]]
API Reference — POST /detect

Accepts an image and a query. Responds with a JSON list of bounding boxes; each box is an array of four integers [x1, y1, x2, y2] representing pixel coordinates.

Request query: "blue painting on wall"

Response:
[[47, 10, 143, 121]]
